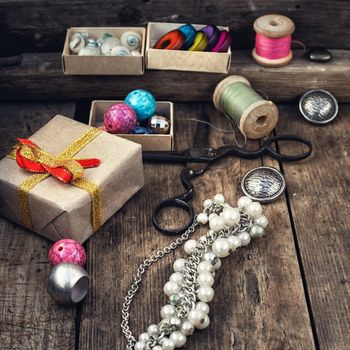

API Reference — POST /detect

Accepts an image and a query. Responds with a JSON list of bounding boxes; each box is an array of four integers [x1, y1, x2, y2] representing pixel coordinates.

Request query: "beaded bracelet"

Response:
[[121, 194, 268, 350]]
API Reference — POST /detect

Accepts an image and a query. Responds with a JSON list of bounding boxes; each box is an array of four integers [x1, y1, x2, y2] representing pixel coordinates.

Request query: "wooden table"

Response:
[[0, 99, 349, 350]]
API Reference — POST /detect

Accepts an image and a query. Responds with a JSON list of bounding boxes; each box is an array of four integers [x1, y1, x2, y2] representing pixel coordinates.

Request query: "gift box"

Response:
[[89, 100, 174, 151], [146, 22, 231, 73], [62, 27, 146, 75], [0, 115, 144, 242]]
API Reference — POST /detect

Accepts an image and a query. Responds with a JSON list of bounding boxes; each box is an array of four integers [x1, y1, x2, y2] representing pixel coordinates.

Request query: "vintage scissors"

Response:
[[143, 114, 312, 236]]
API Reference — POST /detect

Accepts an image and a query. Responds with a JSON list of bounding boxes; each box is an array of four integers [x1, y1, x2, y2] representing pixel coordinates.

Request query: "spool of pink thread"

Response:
[[252, 14, 295, 67], [104, 103, 137, 134]]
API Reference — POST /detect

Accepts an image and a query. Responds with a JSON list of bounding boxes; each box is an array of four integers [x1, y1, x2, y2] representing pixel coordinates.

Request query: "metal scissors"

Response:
[[143, 113, 312, 236]]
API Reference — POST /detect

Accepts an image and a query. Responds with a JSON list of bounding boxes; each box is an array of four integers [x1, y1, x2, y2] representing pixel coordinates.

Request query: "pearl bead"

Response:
[[169, 317, 182, 328], [147, 324, 158, 335], [203, 199, 213, 208], [250, 225, 265, 238], [161, 337, 175, 350], [152, 346, 163, 350], [161, 304, 176, 319], [238, 231, 251, 246], [197, 272, 214, 286], [213, 193, 225, 204], [254, 215, 268, 228], [139, 332, 149, 342], [223, 203, 232, 209], [188, 309, 206, 328], [238, 196, 252, 209], [196, 301, 209, 314], [209, 216, 225, 231], [212, 238, 231, 258], [197, 261, 213, 274], [246, 202, 263, 218], [203, 251, 219, 266], [197, 285, 215, 302], [184, 240, 197, 254], [209, 213, 218, 220], [196, 315, 210, 330], [180, 320, 194, 335], [169, 293, 181, 305], [197, 213, 209, 225], [134, 341, 146, 350], [227, 235, 241, 250], [222, 208, 240, 227], [170, 272, 184, 284], [173, 258, 186, 272], [164, 281, 181, 296], [170, 331, 187, 347]]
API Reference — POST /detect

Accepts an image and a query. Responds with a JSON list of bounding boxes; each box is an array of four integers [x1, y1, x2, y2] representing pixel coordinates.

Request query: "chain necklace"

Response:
[[121, 194, 268, 350]]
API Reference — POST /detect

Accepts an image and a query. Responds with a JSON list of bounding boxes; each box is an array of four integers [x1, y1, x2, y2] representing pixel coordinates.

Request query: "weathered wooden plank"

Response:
[[276, 104, 350, 350], [0, 0, 349, 56], [0, 102, 77, 350], [78, 102, 315, 349], [0, 50, 349, 103]]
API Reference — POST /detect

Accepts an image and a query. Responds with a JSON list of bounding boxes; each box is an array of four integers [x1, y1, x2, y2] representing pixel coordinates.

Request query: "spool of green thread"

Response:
[[213, 75, 279, 139]]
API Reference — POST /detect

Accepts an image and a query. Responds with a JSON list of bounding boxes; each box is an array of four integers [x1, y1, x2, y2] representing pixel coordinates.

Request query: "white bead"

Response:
[[250, 225, 265, 238], [147, 324, 158, 335], [170, 331, 187, 348], [197, 261, 213, 274], [161, 304, 176, 319], [169, 317, 182, 328], [161, 337, 175, 350], [197, 285, 215, 302], [180, 320, 194, 335], [196, 315, 210, 330], [238, 196, 252, 209], [203, 199, 213, 208], [139, 332, 150, 342], [227, 235, 241, 251], [130, 49, 141, 56], [164, 281, 181, 296], [209, 213, 218, 220], [223, 203, 232, 209], [213, 257, 221, 270], [213, 193, 225, 204], [254, 215, 268, 228], [197, 272, 214, 286], [134, 341, 146, 350], [212, 238, 231, 258], [197, 213, 208, 225], [110, 45, 130, 56], [188, 309, 206, 328], [121, 31, 142, 50], [246, 202, 263, 218], [173, 258, 186, 272], [222, 208, 240, 227], [170, 272, 184, 284], [209, 216, 225, 231], [202, 251, 219, 266], [184, 240, 197, 254], [238, 231, 251, 246], [196, 301, 210, 314], [152, 346, 163, 350]]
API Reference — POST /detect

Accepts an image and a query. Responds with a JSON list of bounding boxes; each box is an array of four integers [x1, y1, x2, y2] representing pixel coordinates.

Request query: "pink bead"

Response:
[[103, 103, 137, 134], [48, 239, 87, 267]]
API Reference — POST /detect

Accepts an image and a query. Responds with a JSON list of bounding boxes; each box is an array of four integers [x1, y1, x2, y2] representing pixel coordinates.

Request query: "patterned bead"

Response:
[[48, 239, 86, 267], [103, 103, 137, 134]]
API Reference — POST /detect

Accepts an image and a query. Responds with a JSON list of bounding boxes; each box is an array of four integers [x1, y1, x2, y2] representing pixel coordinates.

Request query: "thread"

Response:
[[213, 75, 279, 139], [252, 14, 295, 67]]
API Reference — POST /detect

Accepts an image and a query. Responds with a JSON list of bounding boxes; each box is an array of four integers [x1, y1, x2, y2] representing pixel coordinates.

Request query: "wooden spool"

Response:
[[252, 14, 295, 68], [213, 75, 279, 139]]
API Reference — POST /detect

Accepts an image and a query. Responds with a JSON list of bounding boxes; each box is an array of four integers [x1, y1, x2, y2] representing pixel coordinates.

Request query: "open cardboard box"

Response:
[[146, 22, 231, 73], [89, 100, 174, 151], [62, 27, 146, 75]]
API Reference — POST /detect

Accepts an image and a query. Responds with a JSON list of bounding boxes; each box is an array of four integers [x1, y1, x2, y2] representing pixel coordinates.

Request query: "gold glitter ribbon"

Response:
[[9, 128, 103, 231]]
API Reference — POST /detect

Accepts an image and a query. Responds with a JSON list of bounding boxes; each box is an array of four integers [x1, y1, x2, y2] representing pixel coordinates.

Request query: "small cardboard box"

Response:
[[62, 27, 146, 75], [0, 115, 144, 242], [146, 22, 231, 73], [89, 100, 174, 151]]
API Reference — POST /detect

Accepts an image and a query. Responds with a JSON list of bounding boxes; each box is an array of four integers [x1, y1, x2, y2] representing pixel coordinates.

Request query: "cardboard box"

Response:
[[89, 100, 174, 151], [0, 115, 144, 242], [146, 22, 231, 73], [62, 27, 146, 75]]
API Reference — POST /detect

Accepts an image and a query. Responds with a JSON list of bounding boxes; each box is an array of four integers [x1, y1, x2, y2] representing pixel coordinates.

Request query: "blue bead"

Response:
[[178, 24, 196, 50], [131, 126, 153, 134], [125, 89, 156, 121]]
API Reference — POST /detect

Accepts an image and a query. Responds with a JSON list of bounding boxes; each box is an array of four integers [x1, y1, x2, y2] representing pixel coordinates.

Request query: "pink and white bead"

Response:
[[103, 103, 137, 134], [48, 239, 87, 267]]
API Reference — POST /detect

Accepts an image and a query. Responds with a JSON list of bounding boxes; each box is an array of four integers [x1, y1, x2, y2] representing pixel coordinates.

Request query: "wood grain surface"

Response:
[[0, 101, 349, 349], [0, 0, 349, 56], [0, 50, 350, 103]]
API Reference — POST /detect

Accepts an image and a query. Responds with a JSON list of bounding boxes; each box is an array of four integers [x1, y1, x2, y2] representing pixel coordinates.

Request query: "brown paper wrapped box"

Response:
[[0, 115, 144, 243]]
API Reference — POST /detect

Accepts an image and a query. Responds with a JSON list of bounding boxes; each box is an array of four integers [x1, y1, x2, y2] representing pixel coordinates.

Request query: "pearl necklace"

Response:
[[121, 194, 268, 350]]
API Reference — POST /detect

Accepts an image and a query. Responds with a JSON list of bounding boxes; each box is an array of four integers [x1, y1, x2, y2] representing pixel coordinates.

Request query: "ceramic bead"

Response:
[[48, 239, 87, 267], [121, 31, 142, 50], [78, 39, 101, 56], [101, 33, 121, 55], [110, 45, 130, 56]]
